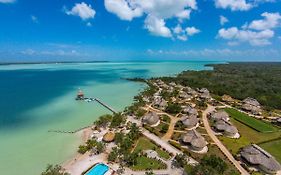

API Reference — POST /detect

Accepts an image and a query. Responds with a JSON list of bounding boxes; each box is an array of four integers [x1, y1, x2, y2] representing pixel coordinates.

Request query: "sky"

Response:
[[0, 0, 280, 62]]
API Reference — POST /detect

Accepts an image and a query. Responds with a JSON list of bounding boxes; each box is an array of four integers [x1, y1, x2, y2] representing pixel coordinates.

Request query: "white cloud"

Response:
[[215, 0, 252, 11], [172, 25, 200, 40], [248, 12, 281, 30], [104, 0, 199, 40], [146, 48, 281, 60], [186, 27, 200, 36], [65, 2, 95, 20], [31, 15, 39, 23], [218, 27, 274, 46], [0, 0, 15, 3], [220, 15, 229, 25], [173, 24, 183, 34], [104, 0, 143, 21], [218, 12, 281, 46], [176, 9, 191, 20], [144, 15, 172, 37], [177, 35, 188, 41], [214, 0, 276, 11]]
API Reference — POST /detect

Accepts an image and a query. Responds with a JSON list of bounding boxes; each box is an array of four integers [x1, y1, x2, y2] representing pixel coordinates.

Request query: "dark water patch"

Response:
[[0, 67, 150, 129]]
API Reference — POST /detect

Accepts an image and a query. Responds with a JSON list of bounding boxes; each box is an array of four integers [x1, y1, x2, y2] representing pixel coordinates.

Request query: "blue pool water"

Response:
[[86, 163, 109, 175]]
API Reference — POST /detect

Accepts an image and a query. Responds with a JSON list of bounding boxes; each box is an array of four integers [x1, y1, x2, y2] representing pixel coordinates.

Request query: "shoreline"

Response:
[[62, 126, 93, 171]]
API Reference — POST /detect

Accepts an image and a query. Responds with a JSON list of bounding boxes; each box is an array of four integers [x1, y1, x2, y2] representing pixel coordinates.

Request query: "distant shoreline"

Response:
[[0, 61, 109, 66]]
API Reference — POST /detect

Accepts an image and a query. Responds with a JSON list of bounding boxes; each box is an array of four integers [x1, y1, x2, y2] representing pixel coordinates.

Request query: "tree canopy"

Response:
[[163, 63, 281, 110]]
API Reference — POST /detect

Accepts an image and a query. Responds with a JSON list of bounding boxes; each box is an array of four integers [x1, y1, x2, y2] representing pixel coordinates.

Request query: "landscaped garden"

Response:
[[259, 139, 281, 164], [130, 156, 167, 171], [133, 137, 171, 160], [219, 117, 281, 155], [224, 108, 278, 132]]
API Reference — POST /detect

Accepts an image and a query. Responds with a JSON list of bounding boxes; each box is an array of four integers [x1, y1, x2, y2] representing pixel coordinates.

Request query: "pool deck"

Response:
[[64, 153, 108, 175]]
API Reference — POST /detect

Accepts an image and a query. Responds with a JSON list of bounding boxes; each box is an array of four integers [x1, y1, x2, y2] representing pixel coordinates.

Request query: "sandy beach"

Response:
[[62, 127, 93, 172]]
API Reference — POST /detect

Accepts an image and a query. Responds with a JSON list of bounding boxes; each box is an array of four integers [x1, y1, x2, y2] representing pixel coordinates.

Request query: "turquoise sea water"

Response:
[[0, 61, 219, 175]]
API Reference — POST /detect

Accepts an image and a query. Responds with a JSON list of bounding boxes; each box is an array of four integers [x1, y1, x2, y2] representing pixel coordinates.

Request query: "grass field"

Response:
[[219, 118, 281, 155], [130, 156, 167, 171], [259, 139, 281, 164], [224, 108, 278, 132], [134, 137, 171, 160]]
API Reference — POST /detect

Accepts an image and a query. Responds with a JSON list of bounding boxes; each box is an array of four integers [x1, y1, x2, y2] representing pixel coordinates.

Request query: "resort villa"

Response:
[[213, 119, 240, 138], [180, 129, 207, 152], [210, 111, 239, 138], [210, 110, 230, 122], [184, 87, 198, 97], [178, 91, 192, 100], [240, 144, 281, 174], [198, 88, 211, 99], [142, 111, 160, 127], [179, 114, 199, 130], [152, 96, 168, 110], [182, 105, 198, 116], [242, 97, 262, 115], [222, 94, 235, 104]]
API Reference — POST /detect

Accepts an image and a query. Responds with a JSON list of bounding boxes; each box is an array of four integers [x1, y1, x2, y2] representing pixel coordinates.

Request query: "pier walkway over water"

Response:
[[83, 97, 117, 114], [48, 96, 117, 134]]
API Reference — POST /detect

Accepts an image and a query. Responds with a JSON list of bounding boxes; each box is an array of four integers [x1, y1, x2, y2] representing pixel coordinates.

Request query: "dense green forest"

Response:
[[163, 62, 281, 110]]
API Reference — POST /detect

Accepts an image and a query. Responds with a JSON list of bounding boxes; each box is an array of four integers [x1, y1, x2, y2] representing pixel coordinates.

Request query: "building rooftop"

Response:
[[243, 97, 261, 107], [211, 110, 229, 122], [180, 114, 199, 128], [182, 105, 198, 116], [241, 144, 281, 172], [143, 112, 160, 126], [181, 129, 206, 149], [214, 119, 238, 135]]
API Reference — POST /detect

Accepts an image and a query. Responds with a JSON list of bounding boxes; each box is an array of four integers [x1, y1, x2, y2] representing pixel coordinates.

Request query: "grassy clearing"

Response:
[[134, 137, 171, 160], [225, 108, 278, 132], [259, 139, 281, 164], [130, 156, 167, 171], [219, 118, 281, 155]]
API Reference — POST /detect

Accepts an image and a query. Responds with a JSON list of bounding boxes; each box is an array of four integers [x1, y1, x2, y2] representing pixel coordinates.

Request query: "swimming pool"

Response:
[[85, 163, 109, 175]]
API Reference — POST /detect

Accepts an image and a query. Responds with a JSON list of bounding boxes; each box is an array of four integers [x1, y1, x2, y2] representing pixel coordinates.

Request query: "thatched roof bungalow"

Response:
[[214, 119, 239, 138], [181, 129, 207, 151], [198, 88, 211, 99], [182, 105, 198, 116], [210, 111, 230, 122], [142, 112, 160, 127], [240, 144, 281, 174], [102, 132, 115, 142], [180, 115, 199, 129], [153, 96, 167, 110], [242, 97, 262, 115], [222, 94, 234, 103], [179, 91, 192, 100]]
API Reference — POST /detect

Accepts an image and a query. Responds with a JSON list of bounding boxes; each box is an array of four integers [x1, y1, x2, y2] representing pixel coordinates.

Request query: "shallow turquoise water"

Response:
[[0, 61, 219, 175]]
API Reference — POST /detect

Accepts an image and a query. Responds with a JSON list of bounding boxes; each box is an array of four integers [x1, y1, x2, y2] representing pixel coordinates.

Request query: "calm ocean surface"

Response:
[[0, 61, 219, 175]]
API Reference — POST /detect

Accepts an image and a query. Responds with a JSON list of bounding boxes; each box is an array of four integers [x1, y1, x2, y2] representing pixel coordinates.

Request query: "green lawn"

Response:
[[134, 137, 171, 160], [130, 156, 167, 171], [259, 139, 281, 164], [224, 108, 278, 132], [219, 118, 281, 155]]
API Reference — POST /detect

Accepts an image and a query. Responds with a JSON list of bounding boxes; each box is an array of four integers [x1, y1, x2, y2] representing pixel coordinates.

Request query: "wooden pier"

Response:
[[48, 94, 117, 134], [48, 125, 91, 134], [93, 98, 117, 113], [84, 97, 117, 114]]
